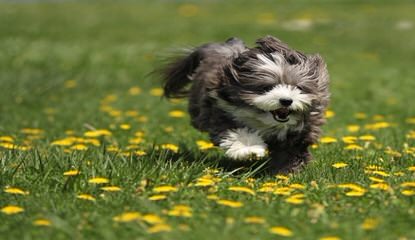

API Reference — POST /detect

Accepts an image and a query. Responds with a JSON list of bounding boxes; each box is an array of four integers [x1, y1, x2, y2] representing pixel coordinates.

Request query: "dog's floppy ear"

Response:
[[308, 54, 330, 107], [256, 36, 307, 65]]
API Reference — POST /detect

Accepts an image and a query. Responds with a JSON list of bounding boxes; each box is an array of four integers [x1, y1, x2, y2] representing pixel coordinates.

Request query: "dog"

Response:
[[160, 36, 329, 172]]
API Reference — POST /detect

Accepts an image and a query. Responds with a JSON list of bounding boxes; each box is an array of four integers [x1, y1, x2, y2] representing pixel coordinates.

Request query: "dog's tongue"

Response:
[[270, 108, 290, 121]]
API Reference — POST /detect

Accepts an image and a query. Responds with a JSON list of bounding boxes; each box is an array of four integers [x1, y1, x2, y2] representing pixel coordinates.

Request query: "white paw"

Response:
[[219, 128, 268, 161]]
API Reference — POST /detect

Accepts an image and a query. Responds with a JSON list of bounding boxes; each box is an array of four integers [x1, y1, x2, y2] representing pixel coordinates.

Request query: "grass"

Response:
[[1, 1, 415, 239]]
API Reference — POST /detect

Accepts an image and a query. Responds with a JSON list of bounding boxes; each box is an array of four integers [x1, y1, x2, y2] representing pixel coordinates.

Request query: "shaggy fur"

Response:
[[161, 36, 330, 172]]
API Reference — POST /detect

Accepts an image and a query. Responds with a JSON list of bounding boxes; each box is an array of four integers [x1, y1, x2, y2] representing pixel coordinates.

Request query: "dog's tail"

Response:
[[160, 49, 201, 98], [161, 38, 247, 98]]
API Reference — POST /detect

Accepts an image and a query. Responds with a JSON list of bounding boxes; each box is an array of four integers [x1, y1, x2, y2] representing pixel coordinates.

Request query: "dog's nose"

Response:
[[279, 98, 293, 107]]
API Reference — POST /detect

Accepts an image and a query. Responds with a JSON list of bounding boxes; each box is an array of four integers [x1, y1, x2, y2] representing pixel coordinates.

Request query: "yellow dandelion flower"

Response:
[[88, 177, 110, 184], [206, 194, 219, 200], [408, 166, 415, 171], [368, 170, 390, 177], [244, 216, 266, 224], [160, 143, 179, 153], [347, 125, 360, 133], [344, 144, 363, 150], [51, 137, 75, 146], [147, 223, 172, 233], [129, 137, 143, 144], [319, 236, 341, 240], [106, 146, 120, 152], [320, 137, 337, 144], [342, 136, 357, 144], [33, 219, 52, 226], [149, 88, 163, 96], [384, 148, 402, 157], [134, 150, 146, 156], [359, 135, 376, 141], [148, 195, 167, 201], [406, 117, 415, 124], [4, 187, 29, 195], [0, 142, 18, 149], [63, 170, 80, 176], [345, 191, 365, 197], [332, 162, 348, 169], [77, 194, 96, 201], [258, 186, 275, 193], [70, 144, 88, 151], [368, 177, 384, 183], [370, 183, 390, 191], [101, 186, 122, 192], [274, 187, 293, 196], [228, 186, 256, 195], [196, 140, 214, 150], [153, 185, 178, 193], [167, 205, 192, 217], [113, 212, 141, 222], [142, 214, 165, 224], [269, 226, 294, 237], [354, 112, 367, 119], [168, 110, 186, 118], [324, 110, 335, 119], [216, 199, 244, 208], [84, 129, 112, 137], [21, 128, 43, 135], [0, 136, 14, 142], [289, 183, 306, 189], [365, 122, 391, 130], [285, 194, 305, 205], [337, 183, 366, 192], [177, 4, 199, 17], [119, 124, 131, 130], [361, 218, 379, 230], [401, 190, 415, 196], [1, 205, 24, 215], [393, 171, 405, 176], [128, 86, 142, 95], [400, 182, 415, 188], [276, 175, 289, 180], [84, 138, 100, 146]]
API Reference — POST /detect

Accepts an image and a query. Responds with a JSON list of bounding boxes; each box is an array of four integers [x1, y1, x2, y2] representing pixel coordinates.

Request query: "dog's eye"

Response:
[[296, 86, 304, 91]]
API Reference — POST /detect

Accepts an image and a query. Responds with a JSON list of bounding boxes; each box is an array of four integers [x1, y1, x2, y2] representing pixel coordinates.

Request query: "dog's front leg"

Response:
[[217, 128, 267, 160]]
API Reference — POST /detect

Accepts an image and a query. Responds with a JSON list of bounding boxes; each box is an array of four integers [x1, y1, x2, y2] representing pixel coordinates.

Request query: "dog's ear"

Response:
[[256, 36, 306, 64], [308, 54, 330, 107]]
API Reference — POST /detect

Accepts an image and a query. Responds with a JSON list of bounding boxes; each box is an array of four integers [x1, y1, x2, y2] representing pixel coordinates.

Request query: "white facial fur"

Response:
[[251, 84, 312, 112]]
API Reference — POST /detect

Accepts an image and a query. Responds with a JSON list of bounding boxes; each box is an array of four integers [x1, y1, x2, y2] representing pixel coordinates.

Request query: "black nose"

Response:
[[279, 98, 293, 107]]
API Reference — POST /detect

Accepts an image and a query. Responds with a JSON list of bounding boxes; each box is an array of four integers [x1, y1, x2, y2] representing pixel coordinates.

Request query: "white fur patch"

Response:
[[251, 84, 311, 111], [219, 128, 267, 160]]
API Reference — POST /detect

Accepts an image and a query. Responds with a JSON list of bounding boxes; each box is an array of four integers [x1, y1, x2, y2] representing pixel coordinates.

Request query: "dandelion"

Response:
[[344, 144, 363, 150], [1, 205, 24, 215], [365, 122, 391, 130], [166, 205, 192, 217], [368, 170, 390, 177], [400, 182, 415, 187], [0, 136, 14, 142], [147, 223, 172, 233], [359, 135, 376, 141], [244, 216, 266, 224], [269, 226, 294, 237], [216, 199, 244, 208], [347, 125, 360, 133], [149, 88, 163, 96], [84, 129, 112, 137], [408, 166, 415, 171], [285, 194, 305, 205], [113, 212, 141, 222], [342, 136, 357, 144], [276, 175, 289, 181], [4, 187, 29, 195], [63, 170, 80, 176], [148, 195, 167, 201], [319, 236, 341, 240], [119, 124, 131, 130], [70, 144, 88, 151], [196, 140, 214, 150], [33, 219, 52, 226], [142, 214, 165, 224], [401, 190, 415, 196], [153, 185, 178, 193], [207, 194, 219, 200], [370, 183, 390, 191], [289, 183, 306, 189], [406, 117, 415, 124], [332, 162, 348, 169], [133, 150, 146, 156], [128, 86, 142, 95], [21, 128, 44, 135], [361, 218, 379, 230], [101, 186, 122, 192], [337, 183, 366, 192], [77, 194, 96, 201], [354, 112, 367, 119], [368, 177, 384, 183], [274, 187, 293, 196], [160, 143, 179, 153], [320, 137, 337, 144], [168, 110, 186, 118], [88, 177, 110, 184], [228, 186, 256, 195], [345, 191, 365, 197], [177, 4, 199, 17], [324, 110, 335, 119]]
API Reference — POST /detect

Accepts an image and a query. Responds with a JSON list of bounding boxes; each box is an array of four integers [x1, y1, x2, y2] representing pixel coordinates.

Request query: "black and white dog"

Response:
[[161, 36, 329, 172]]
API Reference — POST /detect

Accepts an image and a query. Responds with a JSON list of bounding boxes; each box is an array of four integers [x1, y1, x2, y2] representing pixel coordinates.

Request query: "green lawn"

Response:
[[1, 1, 415, 239]]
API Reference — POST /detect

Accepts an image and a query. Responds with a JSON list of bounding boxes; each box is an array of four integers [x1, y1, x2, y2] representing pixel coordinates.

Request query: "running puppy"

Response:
[[161, 36, 330, 172]]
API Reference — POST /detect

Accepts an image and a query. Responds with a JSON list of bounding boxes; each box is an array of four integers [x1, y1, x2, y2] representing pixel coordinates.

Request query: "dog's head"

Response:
[[214, 36, 330, 137]]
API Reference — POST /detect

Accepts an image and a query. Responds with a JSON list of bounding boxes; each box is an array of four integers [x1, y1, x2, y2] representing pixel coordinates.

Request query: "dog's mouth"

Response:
[[270, 108, 291, 123]]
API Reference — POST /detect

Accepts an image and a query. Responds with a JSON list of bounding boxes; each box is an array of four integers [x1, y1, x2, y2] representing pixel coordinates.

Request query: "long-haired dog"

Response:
[[161, 36, 329, 172]]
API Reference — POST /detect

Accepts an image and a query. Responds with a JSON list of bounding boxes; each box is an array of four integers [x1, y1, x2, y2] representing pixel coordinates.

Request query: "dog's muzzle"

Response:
[[270, 108, 291, 122]]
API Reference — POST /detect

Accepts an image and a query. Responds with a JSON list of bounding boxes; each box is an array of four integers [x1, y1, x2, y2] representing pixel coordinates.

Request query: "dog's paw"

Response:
[[219, 128, 268, 161]]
